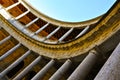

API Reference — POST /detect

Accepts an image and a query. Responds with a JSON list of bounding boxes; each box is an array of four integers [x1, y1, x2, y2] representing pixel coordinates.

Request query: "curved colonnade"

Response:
[[0, 0, 119, 59], [0, 0, 120, 80], [0, 0, 103, 59]]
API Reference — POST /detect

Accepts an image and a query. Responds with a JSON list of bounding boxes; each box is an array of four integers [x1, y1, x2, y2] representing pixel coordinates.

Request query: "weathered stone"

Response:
[[94, 43, 120, 80]]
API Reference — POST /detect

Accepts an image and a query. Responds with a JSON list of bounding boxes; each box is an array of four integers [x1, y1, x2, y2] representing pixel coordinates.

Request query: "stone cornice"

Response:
[[0, 1, 120, 60]]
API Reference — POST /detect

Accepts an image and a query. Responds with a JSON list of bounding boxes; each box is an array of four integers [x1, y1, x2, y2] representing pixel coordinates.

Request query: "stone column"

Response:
[[25, 18, 39, 28], [30, 23, 49, 37], [45, 26, 61, 40], [94, 43, 120, 80], [0, 43, 21, 61], [15, 10, 30, 20], [75, 26, 89, 39], [49, 59, 72, 80], [0, 50, 31, 78], [67, 50, 98, 80], [13, 56, 42, 80], [31, 59, 55, 80], [58, 28, 74, 42], [0, 35, 11, 45], [5, 2, 20, 11]]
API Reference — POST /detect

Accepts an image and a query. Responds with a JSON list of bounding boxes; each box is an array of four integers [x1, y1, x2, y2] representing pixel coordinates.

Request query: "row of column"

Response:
[[0, 7, 99, 80], [0, 34, 24, 79], [0, 50, 31, 78], [0, 34, 105, 80], [49, 59, 72, 80], [30, 50, 98, 80], [0, 2, 102, 80], [13, 56, 42, 80], [0, 49, 99, 80], [0, 1, 90, 44], [0, 35, 99, 80], [67, 50, 98, 80], [0, 30, 119, 80], [0, 35, 21, 61]]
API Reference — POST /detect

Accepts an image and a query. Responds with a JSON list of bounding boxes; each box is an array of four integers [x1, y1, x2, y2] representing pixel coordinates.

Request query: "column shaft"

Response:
[[67, 50, 98, 80], [30, 23, 49, 37], [45, 26, 61, 40], [13, 56, 42, 80], [5, 2, 20, 11], [94, 43, 120, 80], [35, 23, 49, 34], [31, 59, 55, 80], [25, 18, 39, 28], [0, 43, 21, 61], [58, 28, 73, 42], [0, 50, 31, 78], [49, 59, 72, 80], [0, 35, 11, 45], [75, 26, 89, 39], [15, 10, 29, 20]]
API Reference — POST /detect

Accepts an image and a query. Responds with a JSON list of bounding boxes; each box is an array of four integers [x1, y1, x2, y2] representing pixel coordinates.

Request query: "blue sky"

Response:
[[28, 0, 116, 22]]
